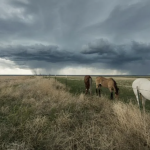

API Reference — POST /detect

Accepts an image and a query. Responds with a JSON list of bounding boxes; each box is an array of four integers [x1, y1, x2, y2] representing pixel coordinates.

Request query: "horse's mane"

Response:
[[111, 78, 119, 94]]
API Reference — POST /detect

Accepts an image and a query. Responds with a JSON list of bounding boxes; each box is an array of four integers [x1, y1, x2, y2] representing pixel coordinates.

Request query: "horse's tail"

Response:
[[89, 77, 92, 94]]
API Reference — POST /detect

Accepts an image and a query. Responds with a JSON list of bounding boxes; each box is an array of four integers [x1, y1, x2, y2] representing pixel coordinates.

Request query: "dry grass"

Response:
[[0, 76, 150, 150]]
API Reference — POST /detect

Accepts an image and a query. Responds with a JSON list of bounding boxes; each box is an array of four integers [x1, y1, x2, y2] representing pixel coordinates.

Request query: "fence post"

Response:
[[137, 86, 141, 110]]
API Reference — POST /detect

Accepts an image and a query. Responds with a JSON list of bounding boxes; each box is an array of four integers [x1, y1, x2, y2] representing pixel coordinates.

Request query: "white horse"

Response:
[[132, 78, 150, 112]]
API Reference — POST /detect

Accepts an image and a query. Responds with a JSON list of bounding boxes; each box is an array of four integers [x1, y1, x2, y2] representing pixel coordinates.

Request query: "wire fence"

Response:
[[44, 75, 150, 97], [42, 75, 150, 111]]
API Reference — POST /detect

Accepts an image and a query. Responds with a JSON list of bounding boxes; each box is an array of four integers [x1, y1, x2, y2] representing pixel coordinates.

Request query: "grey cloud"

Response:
[[1, 0, 149, 45], [0, 0, 118, 46], [80, 38, 150, 75], [0, 44, 93, 64], [0, 39, 150, 75], [1, 0, 150, 75], [103, 1, 150, 34], [81, 39, 150, 67], [83, 0, 150, 43], [82, 39, 116, 55], [0, 0, 61, 43]]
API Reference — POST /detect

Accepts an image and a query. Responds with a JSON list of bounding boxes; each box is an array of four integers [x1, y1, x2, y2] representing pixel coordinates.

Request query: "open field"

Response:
[[1, 76, 150, 149], [55, 75, 150, 111]]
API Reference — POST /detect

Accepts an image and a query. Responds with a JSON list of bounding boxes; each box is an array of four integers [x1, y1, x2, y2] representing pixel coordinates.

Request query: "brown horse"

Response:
[[84, 75, 92, 94], [95, 76, 119, 99]]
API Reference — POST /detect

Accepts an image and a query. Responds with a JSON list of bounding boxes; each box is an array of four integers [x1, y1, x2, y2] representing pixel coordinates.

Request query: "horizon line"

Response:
[[0, 74, 150, 76]]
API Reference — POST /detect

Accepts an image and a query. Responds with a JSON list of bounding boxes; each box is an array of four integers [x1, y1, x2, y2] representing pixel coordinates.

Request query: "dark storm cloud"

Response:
[[0, 0, 150, 75], [81, 39, 150, 70], [0, 0, 116, 46], [1, 0, 150, 44], [0, 0, 61, 42], [0, 38, 150, 74], [0, 44, 93, 64], [1, 0, 150, 45], [0, 39, 150, 66]]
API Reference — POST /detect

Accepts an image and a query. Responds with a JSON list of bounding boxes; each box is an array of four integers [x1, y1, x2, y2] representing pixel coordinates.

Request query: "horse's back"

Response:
[[107, 78, 116, 88], [132, 78, 149, 89], [95, 76, 105, 82], [132, 78, 150, 100], [84, 75, 91, 82], [95, 76, 107, 88], [96, 77, 116, 88]]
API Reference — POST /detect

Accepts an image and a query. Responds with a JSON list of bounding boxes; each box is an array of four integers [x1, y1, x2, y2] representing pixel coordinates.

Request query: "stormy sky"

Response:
[[0, 0, 150, 75]]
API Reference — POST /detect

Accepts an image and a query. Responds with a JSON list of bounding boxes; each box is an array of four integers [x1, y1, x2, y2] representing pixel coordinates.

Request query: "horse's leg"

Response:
[[109, 87, 113, 99], [89, 88, 91, 95], [98, 88, 101, 97], [136, 89, 140, 107], [96, 86, 101, 97], [85, 88, 88, 94], [96, 88, 98, 96], [98, 84, 101, 97], [96, 84, 100, 96], [89, 78, 92, 95], [110, 92, 113, 100], [136, 95, 140, 107]]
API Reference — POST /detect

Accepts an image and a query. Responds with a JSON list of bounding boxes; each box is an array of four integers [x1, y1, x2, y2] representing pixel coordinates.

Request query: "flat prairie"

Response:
[[0, 75, 150, 150]]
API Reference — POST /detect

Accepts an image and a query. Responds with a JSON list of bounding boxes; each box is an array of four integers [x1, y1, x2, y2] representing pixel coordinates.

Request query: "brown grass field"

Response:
[[0, 75, 150, 150]]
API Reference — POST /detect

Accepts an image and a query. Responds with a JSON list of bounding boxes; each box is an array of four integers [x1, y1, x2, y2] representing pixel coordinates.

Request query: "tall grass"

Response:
[[0, 76, 150, 149]]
